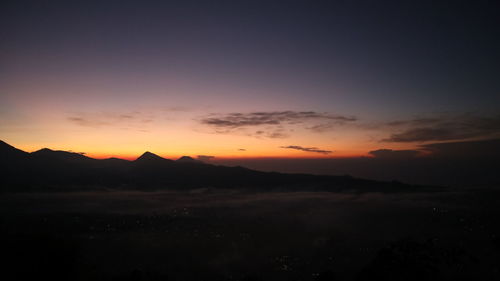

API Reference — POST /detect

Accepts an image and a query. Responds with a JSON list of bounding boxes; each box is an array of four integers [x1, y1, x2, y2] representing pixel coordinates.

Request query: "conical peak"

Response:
[[177, 156, 195, 161], [136, 151, 165, 161]]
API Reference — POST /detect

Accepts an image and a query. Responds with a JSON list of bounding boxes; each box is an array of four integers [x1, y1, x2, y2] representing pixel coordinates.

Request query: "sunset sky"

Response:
[[1, 0, 499, 160]]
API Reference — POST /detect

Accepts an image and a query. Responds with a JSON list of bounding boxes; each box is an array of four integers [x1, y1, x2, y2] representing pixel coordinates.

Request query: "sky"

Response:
[[1, 0, 500, 160]]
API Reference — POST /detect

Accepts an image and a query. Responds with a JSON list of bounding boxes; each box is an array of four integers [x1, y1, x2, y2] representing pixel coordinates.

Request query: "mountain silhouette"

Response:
[[177, 156, 195, 161], [0, 140, 29, 159], [31, 148, 93, 163], [0, 140, 431, 192], [176, 156, 203, 164], [135, 151, 171, 162]]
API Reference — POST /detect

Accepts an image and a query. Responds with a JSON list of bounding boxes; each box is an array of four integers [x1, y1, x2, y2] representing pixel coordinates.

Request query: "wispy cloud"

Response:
[[369, 149, 421, 159], [383, 114, 500, 143], [163, 106, 191, 112], [201, 111, 356, 128], [280, 145, 333, 154], [67, 117, 110, 127], [199, 111, 357, 138], [419, 138, 500, 158], [254, 129, 289, 139], [386, 118, 441, 127], [67, 111, 155, 130], [197, 155, 215, 161]]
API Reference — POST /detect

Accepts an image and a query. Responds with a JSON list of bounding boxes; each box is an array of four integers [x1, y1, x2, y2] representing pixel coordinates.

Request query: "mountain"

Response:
[[31, 148, 94, 163], [176, 156, 202, 164], [135, 151, 170, 162], [1, 141, 30, 185], [177, 156, 195, 161], [0, 140, 430, 193], [0, 140, 29, 159]]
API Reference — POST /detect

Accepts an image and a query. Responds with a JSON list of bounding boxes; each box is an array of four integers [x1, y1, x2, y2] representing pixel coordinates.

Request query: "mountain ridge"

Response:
[[0, 140, 433, 193]]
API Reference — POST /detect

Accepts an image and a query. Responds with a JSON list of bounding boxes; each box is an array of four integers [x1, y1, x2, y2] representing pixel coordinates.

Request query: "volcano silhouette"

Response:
[[0, 140, 426, 192], [135, 151, 171, 162]]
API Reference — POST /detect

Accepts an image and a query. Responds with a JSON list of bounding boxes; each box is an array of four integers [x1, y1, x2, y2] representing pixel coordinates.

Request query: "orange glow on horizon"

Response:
[[11, 142, 389, 161], [1, 104, 423, 162], [86, 153, 372, 161]]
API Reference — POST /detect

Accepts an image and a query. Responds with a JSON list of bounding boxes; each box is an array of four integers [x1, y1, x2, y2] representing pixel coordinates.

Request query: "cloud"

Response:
[[254, 129, 289, 139], [384, 114, 500, 142], [280, 145, 333, 154], [163, 106, 190, 112], [306, 123, 338, 133], [197, 155, 215, 161], [386, 118, 441, 127], [201, 111, 356, 128], [369, 149, 421, 159], [67, 111, 155, 130], [67, 117, 109, 128], [199, 111, 357, 138], [238, 149, 247, 151], [385, 128, 458, 142], [420, 138, 500, 159]]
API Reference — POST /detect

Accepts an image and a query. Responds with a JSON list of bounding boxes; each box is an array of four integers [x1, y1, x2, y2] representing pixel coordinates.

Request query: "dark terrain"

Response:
[[2, 140, 500, 280], [0, 140, 423, 193], [2, 190, 500, 281]]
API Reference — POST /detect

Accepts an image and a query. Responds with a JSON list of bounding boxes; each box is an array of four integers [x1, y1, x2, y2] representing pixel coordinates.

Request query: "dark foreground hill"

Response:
[[0, 140, 431, 192]]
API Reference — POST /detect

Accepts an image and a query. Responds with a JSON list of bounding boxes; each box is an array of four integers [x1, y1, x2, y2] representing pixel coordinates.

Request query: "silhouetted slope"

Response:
[[176, 156, 201, 163], [0, 140, 428, 192], [31, 148, 93, 162], [1, 141, 31, 188], [135, 151, 171, 162], [0, 140, 29, 159], [25, 149, 101, 188], [101, 157, 130, 165]]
